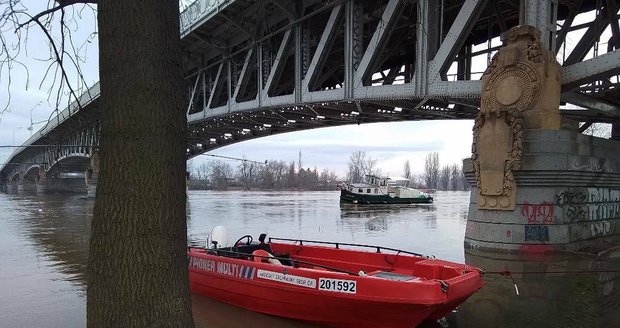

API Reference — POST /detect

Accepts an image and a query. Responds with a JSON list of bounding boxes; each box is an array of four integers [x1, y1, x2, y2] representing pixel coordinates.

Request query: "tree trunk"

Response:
[[87, 1, 194, 327]]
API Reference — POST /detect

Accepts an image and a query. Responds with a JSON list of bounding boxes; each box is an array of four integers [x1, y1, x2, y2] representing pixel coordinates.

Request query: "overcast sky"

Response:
[[197, 121, 474, 177], [1, 2, 608, 178]]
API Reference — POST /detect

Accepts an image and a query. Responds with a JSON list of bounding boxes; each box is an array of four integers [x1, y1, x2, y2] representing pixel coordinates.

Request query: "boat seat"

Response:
[[368, 270, 421, 281], [252, 249, 283, 265], [234, 242, 275, 257]]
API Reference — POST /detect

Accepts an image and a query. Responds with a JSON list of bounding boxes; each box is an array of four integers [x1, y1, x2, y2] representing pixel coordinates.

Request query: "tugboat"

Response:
[[340, 175, 433, 204]]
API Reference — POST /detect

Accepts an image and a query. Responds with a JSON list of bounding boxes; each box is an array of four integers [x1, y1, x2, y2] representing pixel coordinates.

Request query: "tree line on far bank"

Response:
[[188, 157, 339, 191], [345, 150, 470, 191], [190, 151, 470, 192]]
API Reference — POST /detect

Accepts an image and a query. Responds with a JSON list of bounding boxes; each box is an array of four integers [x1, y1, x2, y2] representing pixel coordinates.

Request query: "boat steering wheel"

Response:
[[233, 235, 253, 252]]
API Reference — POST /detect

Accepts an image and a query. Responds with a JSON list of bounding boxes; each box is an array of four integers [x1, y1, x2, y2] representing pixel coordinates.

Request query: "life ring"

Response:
[[252, 250, 282, 265]]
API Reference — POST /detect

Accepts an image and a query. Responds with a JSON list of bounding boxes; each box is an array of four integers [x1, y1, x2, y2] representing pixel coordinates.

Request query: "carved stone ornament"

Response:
[[473, 25, 560, 211]]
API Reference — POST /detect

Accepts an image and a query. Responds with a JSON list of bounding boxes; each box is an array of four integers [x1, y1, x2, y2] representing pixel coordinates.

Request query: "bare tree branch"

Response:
[[17, 0, 96, 30], [1, 0, 97, 121]]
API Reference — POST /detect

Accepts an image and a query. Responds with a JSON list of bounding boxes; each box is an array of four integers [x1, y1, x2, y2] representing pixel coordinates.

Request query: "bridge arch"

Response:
[[48, 154, 91, 176]]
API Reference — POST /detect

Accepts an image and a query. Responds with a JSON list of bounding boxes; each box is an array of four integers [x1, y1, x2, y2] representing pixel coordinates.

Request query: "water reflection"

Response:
[[0, 193, 89, 328], [454, 250, 620, 327], [339, 203, 436, 232], [192, 294, 318, 328]]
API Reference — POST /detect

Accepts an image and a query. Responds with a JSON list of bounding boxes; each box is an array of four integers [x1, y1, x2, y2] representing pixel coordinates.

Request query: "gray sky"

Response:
[[197, 120, 474, 177]]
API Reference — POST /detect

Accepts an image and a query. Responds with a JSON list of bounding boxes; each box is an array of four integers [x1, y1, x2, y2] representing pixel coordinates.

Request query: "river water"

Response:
[[0, 190, 618, 327]]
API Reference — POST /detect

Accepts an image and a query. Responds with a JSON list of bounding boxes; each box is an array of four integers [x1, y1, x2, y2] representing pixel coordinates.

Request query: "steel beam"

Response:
[[561, 91, 620, 118], [414, 0, 430, 95], [564, 3, 615, 65], [233, 49, 254, 101], [295, 24, 303, 103], [206, 62, 224, 110], [521, 0, 557, 50], [555, 0, 583, 53], [429, 80, 482, 99], [263, 30, 292, 98], [272, 0, 298, 20], [354, 0, 403, 86], [561, 49, 620, 90], [302, 4, 342, 93], [187, 74, 202, 114], [427, 0, 487, 84], [344, 0, 363, 99], [221, 13, 254, 40], [605, 0, 620, 50], [226, 58, 232, 112]]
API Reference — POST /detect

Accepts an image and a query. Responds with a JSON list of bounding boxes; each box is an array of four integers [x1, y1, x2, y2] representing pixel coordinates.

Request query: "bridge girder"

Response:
[[2, 0, 619, 182]]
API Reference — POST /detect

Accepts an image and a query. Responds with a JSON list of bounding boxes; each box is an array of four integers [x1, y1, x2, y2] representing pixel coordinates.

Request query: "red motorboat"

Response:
[[188, 231, 483, 328]]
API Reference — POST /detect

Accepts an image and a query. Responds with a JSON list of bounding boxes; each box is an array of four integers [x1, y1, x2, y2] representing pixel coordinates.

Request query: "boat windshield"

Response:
[[388, 177, 410, 187]]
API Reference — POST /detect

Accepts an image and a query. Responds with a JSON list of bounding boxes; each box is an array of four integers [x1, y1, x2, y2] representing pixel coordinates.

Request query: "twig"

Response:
[[16, 0, 96, 30]]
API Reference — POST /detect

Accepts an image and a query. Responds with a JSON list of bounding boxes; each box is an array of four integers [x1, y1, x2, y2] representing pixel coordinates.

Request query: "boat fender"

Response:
[[252, 250, 283, 265]]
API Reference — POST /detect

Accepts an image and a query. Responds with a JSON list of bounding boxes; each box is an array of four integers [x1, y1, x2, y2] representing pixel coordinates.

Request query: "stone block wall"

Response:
[[465, 129, 620, 253]]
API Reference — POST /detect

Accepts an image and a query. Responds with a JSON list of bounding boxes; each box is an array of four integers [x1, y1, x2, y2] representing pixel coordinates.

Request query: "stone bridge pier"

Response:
[[17, 172, 38, 193], [34, 172, 87, 193], [464, 25, 620, 254], [5, 176, 18, 193], [85, 152, 100, 198]]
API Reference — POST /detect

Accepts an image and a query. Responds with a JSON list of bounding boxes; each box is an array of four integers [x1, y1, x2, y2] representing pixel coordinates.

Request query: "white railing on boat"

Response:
[[268, 237, 431, 258]]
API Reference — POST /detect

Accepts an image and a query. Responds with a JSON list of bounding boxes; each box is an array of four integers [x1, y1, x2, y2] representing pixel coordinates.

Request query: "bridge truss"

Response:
[[1, 0, 619, 183], [183, 0, 620, 154]]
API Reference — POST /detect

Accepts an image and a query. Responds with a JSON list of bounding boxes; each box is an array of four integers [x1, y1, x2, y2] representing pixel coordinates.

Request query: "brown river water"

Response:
[[0, 190, 618, 327]]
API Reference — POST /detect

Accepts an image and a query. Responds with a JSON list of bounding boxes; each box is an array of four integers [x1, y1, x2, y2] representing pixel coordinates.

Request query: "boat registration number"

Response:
[[318, 278, 356, 294]]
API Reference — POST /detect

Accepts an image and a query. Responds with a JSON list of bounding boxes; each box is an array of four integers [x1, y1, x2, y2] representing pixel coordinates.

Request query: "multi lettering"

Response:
[[188, 256, 255, 279]]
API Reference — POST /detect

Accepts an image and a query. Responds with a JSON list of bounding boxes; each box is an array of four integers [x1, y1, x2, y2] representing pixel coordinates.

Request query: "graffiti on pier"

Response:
[[570, 157, 610, 172], [587, 188, 620, 202], [521, 202, 554, 224], [590, 221, 612, 237], [555, 188, 620, 222], [587, 203, 620, 222], [524, 225, 549, 242], [598, 272, 616, 297], [564, 205, 589, 222], [555, 190, 588, 206]]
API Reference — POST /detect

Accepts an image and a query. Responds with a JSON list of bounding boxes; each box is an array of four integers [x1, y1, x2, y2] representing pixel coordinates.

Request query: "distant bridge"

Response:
[[2, 0, 619, 191]]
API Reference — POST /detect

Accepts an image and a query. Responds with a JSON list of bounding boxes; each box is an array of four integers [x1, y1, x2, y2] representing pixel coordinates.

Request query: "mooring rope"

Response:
[[481, 269, 620, 296]]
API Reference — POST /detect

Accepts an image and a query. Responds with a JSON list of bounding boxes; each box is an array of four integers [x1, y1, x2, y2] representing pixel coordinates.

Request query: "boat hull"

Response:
[[190, 271, 434, 328], [339, 189, 433, 204], [189, 242, 482, 328]]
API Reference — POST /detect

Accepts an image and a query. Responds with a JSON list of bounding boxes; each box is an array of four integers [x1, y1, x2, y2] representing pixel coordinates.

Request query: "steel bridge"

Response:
[[1, 0, 619, 189]]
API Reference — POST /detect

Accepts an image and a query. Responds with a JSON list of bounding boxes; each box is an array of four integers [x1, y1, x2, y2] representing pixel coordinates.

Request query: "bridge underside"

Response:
[[2, 0, 619, 183], [182, 0, 620, 156]]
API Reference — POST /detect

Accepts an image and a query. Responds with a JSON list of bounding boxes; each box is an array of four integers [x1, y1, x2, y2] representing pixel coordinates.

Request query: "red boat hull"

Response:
[[191, 274, 435, 328], [189, 241, 482, 328]]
